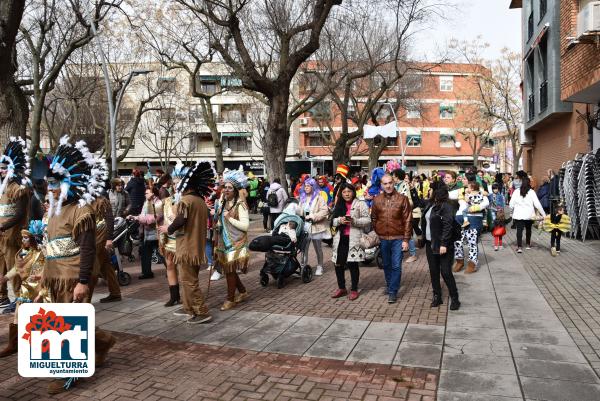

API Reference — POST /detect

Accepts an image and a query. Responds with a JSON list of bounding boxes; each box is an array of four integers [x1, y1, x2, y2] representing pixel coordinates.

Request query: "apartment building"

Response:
[[510, 0, 600, 181], [295, 63, 495, 176]]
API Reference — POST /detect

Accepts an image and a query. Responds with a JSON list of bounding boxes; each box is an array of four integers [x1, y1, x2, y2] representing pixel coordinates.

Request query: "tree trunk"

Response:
[[263, 91, 290, 191], [367, 138, 386, 172], [332, 133, 352, 167], [201, 98, 224, 173], [0, 0, 27, 143], [510, 136, 522, 175]]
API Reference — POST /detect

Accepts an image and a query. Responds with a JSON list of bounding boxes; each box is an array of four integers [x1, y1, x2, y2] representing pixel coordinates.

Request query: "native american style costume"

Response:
[[167, 160, 215, 322], [216, 169, 250, 310], [0, 220, 48, 358], [43, 137, 116, 395], [0, 137, 32, 301]]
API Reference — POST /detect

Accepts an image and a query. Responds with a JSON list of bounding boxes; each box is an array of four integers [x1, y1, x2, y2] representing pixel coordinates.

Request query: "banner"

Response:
[[363, 121, 398, 139]]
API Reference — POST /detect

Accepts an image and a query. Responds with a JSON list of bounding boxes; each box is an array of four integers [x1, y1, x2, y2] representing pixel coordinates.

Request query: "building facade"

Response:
[[295, 63, 494, 176], [510, 0, 600, 182]]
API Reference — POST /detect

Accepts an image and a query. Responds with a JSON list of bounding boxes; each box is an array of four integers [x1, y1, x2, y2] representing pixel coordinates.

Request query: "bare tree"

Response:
[[173, 0, 343, 187], [17, 0, 122, 156], [0, 0, 28, 143], [452, 37, 523, 173]]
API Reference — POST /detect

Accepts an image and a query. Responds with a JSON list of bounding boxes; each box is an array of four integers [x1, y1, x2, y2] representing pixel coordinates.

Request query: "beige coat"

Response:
[[331, 199, 370, 264], [298, 194, 329, 235]]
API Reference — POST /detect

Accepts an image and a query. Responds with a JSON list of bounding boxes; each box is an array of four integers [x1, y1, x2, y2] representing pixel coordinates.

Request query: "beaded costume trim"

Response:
[[46, 236, 80, 260], [0, 202, 17, 217]]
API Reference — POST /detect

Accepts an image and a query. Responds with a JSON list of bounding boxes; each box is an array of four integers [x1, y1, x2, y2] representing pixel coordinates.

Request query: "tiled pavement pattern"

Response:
[[505, 229, 600, 377]]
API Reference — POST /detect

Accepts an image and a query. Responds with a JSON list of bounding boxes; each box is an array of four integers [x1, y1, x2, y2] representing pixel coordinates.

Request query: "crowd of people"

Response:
[[0, 134, 573, 394]]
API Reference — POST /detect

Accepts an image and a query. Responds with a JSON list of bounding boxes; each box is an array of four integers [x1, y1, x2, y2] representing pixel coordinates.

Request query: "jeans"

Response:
[[140, 240, 158, 276], [515, 219, 533, 248], [425, 242, 458, 299], [205, 242, 213, 266], [408, 238, 416, 257], [380, 239, 403, 295]]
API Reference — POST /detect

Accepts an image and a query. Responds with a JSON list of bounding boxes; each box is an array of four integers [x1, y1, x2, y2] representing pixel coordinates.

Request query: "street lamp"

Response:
[[383, 102, 405, 168], [90, 22, 152, 177]]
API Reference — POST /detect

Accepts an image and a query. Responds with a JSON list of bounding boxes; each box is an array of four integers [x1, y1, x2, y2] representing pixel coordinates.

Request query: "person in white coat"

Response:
[[509, 177, 546, 253]]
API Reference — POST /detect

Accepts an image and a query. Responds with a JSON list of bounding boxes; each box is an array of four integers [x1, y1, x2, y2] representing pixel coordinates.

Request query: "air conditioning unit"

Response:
[[577, 1, 600, 37], [299, 117, 308, 125]]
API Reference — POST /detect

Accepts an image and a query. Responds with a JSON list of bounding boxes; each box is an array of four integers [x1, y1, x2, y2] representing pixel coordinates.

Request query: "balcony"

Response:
[[540, 0, 547, 20], [539, 81, 548, 112], [528, 11, 534, 40], [528, 94, 535, 121]]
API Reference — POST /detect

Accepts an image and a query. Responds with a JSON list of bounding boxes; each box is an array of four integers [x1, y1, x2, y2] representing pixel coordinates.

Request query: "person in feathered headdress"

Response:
[[159, 161, 188, 308], [214, 167, 250, 311], [43, 136, 116, 395], [159, 159, 215, 324], [0, 137, 32, 307], [0, 220, 49, 358]]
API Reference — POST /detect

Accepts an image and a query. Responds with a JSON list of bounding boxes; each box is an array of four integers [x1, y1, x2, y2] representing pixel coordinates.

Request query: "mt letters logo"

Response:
[[18, 303, 95, 377]]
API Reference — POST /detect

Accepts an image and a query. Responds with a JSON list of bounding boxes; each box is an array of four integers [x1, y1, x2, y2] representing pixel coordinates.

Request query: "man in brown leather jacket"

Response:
[[371, 174, 412, 304]]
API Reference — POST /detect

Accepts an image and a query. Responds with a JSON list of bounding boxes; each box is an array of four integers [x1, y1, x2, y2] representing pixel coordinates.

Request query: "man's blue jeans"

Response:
[[380, 239, 404, 295]]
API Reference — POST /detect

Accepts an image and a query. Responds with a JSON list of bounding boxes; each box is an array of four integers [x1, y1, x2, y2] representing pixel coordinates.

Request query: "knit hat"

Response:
[[46, 136, 105, 216], [335, 164, 349, 179], [223, 166, 248, 189], [0, 137, 31, 197], [175, 159, 216, 202]]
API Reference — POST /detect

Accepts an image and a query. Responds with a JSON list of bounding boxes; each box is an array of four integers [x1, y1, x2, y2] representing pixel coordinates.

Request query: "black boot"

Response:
[[430, 294, 443, 308], [164, 285, 181, 307], [450, 297, 461, 311]]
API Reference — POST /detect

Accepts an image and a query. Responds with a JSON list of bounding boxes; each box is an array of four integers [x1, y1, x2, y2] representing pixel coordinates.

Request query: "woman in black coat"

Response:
[[421, 184, 460, 310]]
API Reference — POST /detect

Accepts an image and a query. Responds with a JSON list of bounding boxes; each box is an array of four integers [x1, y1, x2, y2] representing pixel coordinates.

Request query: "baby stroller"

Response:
[[110, 217, 136, 286], [250, 204, 313, 288]]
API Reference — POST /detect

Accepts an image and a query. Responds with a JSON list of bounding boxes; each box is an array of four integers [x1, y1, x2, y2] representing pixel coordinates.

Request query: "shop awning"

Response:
[[221, 132, 252, 137]]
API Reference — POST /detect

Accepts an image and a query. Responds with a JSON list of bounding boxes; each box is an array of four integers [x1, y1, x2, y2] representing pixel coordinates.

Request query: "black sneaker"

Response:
[[2, 301, 16, 314], [450, 298, 461, 311], [187, 314, 212, 324], [388, 294, 397, 304], [138, 274, 154, 280], [99, 295, 122, 303], [0, 297, 10, 308], [173, 308, 190, 316]]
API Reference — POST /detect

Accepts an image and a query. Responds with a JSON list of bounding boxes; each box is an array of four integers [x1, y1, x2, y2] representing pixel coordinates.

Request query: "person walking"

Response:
[[509, 177, 546, 253], [215, 169, 250, 311], [259, 178, 270, 232], [125, 169, 146, 215], [298, 178, 329, 276], [330, 183, 370, 300], [267, 178, 288, 228], [247, 172, 259, 213], [371, 174, 412, 304], [536, 176, 551, 214], [421, 185, 460, 310], [161, 160, 215, 324], [109, 178, 131, 217], [129, 186, 163, 279]]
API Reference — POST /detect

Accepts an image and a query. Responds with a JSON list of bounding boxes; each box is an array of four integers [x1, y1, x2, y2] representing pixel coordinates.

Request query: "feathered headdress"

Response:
[[46, 136, 104, 216], [386, 159, 401, 173], [0, 137, 31, 197], [22, 219, 46, 244], [171, 161, 189, 179], [175, 159, 216, 202], [223, 165, 248, 190]]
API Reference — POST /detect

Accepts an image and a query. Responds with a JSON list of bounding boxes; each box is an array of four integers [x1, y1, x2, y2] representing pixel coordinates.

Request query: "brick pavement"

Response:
[[115, 219, 446, 325], [0, 328, 438, 401], [502, 227, 600, 377]]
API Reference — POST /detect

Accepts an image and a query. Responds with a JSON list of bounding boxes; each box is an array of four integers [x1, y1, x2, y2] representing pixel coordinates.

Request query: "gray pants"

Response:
[[302, 238, 324, 267]]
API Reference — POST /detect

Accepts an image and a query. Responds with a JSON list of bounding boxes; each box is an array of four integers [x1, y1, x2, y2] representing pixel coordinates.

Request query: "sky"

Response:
[[412, 0, 522, 61]]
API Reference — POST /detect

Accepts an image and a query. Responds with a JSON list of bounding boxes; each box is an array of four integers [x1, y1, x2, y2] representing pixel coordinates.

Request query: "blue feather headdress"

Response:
[[0, 137, 31, 197]]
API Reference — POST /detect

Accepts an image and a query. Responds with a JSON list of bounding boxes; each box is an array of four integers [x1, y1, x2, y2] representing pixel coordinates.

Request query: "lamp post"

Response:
[[384, 102, 405, 168], [90, 22, 151, 177]]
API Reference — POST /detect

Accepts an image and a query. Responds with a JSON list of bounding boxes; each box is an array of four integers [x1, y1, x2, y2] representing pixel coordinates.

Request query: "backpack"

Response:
[[267, 190, 279, 208]]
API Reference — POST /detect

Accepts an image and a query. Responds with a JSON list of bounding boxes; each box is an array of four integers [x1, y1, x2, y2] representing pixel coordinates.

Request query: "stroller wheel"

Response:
[[376, 251, 383, 269], [260, 273, 269, 287], [128, 255, 136, 263], [301, 265, 313, 283], [118, 271, 131, 286]]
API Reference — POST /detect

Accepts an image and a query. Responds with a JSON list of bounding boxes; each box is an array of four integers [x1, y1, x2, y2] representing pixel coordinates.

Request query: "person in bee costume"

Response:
[[43, 137, 116, 394], [543, 203, 571, 257], [0, 220, 48, 358], [0, 137, 32, 308], [160, 159, 215, 324]]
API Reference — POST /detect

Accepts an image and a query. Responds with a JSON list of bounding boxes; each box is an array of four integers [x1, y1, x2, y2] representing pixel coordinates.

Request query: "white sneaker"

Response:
[[206, 265, 213, 271], [315, 266, 323, 276], [210, 271, 222, 281], [494, 246, 498, 251], [405, 255, 418, 263]]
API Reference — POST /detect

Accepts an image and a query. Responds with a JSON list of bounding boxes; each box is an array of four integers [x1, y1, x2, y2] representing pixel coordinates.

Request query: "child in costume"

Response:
[[457, 182, 485, 228], [0, 220, 48, 358], [543, 204, 571, 257], [491, 209, 508, 251]]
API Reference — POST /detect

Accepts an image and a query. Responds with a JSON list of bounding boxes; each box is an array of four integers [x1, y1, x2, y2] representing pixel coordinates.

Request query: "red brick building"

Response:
[[295, 63, 494, 176]]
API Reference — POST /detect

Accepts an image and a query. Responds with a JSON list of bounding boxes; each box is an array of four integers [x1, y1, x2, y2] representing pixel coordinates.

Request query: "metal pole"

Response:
[[386, 103, 405, 168]]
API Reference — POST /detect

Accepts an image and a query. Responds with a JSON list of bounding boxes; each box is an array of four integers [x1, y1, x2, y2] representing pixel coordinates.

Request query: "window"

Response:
[[305, 132, 331, 147], [538, 36, 548, 112], [439, 76, 454, 92], [157, 77, 176, 93], [439, 103, 455, 119], [160, 108, 176, 121], [483, 137, 495, 148], [406, 103, 421, 119], [119, 137, 135, 150], [120, 107, 135, 121], [439, 130, 455, 147], [188, 104, 204, 124], [220, 104, 248, 123], [223, 136, 249, 152], [406, 130, 421, 147], [385, 137, 398, 147], [192, 132, 213, 152], [526, 55, 535, 120], [539, 0, 547, 20]]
